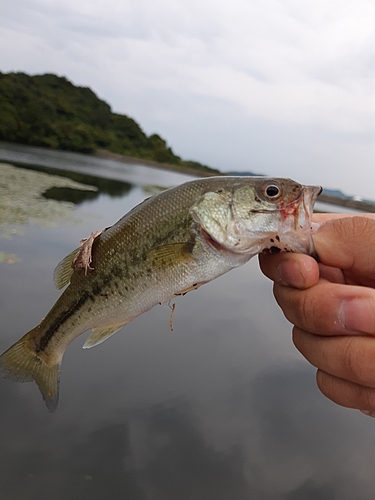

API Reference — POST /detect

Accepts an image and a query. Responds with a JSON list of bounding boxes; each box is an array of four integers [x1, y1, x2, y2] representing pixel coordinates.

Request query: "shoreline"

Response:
[[94, 150, 219, 178], [316, 193, 375, 213]]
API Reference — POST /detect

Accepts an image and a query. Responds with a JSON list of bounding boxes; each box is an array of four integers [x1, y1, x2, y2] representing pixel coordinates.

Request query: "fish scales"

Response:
[[0, 176, 321, 410]]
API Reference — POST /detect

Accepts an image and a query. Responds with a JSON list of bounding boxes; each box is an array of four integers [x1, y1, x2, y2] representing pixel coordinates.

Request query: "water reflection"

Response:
[[42, 186, 100, 205], [20, 163, 134, 200], [61, 424, 145, 500], [3, 161, 133, 205], [1, 381, 373, 500], [0, 381, 143, 499], [0, 141, 198, 187], [139, 401, 250, 499]]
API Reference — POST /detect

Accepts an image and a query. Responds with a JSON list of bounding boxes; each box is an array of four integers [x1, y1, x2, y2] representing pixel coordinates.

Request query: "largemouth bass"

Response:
[[0, 176, 321, 410]]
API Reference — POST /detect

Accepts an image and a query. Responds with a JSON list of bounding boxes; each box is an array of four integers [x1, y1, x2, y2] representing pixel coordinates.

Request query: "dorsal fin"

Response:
[[72, 230, 104, 275], [53, 248, 80, 290], [53, 229, 105, 289]]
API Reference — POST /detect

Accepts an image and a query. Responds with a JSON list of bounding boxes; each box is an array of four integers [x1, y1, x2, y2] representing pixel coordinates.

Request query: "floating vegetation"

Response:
[[0, 162, 97, 232], [0, 227, 24, 241], [0, 163, 98, 261], [0, 251, 21, 264]]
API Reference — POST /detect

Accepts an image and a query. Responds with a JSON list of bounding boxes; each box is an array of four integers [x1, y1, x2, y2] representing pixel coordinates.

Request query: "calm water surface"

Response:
[[1, 143, 375, 500]]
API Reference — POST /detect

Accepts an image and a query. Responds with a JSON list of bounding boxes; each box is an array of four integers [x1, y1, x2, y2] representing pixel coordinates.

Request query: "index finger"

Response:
[[313, 213, 375, 223], [313, 215, 375, 286], [259, 252, 320, 289], [273, 280, 375, 336]]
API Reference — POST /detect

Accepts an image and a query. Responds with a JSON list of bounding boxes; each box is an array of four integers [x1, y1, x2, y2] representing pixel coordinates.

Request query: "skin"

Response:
[[259, 213, 375, 416]]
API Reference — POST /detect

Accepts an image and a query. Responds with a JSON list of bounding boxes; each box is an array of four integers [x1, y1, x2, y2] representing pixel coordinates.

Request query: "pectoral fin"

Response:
[[83, 323, 128, 349], [146, 242, 194, 271]]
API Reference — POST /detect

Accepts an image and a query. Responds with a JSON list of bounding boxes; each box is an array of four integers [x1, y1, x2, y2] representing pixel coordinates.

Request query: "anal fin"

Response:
[[83, 323, 128, 349], [174, 282, 204, 296]]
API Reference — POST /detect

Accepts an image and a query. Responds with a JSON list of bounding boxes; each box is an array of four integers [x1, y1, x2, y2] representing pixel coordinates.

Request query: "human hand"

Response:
[[259, 214, 375, 415]]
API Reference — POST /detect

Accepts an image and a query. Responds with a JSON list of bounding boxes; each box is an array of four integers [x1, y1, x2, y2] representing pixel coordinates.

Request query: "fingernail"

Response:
[[360, 410, 375, 418], [276, 262, 290, 286], [276, 261, 306, 288], [339, 299, 375, 334]]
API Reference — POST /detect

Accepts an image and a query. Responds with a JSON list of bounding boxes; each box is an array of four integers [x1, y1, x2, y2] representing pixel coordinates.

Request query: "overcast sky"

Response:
[[1, 0, 374, 198]]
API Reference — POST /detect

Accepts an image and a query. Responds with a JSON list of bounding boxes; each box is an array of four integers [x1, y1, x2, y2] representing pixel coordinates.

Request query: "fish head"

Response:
[[190, 177, 322, 258]]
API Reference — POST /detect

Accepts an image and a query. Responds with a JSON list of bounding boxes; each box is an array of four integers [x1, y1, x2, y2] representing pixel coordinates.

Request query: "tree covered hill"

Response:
[[0, 72, 218, 174]]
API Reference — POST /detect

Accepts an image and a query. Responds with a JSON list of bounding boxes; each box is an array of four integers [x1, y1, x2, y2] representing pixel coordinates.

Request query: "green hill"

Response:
[[0, 72, 218, 174]]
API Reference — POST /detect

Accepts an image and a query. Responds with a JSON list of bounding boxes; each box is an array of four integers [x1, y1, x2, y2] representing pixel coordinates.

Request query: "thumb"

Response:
[[313, 216, 375, 284]]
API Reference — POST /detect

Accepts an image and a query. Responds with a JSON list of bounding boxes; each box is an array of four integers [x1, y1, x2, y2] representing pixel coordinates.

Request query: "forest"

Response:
[[0, 72, 218, 174]]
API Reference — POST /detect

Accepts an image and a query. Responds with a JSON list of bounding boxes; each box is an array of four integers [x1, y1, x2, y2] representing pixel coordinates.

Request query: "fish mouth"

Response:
[[299, 184, 322, 257], [279, 184, 321, 223], [299, 185, 322, 228], [303, 185, 322, 208], [279, 184, 322, 256]]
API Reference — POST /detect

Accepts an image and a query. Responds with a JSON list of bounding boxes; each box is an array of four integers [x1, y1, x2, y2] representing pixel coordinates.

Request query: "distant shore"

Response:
[[94, 150, 218, 177], [316, 193, 375, 213], [95, 150, 375, 213]]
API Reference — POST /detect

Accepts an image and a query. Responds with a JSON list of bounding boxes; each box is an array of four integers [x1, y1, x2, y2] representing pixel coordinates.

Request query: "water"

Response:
[[1, 143, 375, 500]]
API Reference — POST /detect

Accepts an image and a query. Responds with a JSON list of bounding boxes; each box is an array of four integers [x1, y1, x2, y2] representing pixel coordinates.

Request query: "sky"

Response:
[[1, 0, 374, 198]]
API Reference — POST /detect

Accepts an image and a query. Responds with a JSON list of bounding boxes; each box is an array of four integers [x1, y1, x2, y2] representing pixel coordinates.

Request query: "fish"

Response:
[[0, 176, 321, 411]]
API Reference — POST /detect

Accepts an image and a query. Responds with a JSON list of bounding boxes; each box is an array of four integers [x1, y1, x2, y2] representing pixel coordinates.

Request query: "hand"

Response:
[[259, 214, 375, 415]]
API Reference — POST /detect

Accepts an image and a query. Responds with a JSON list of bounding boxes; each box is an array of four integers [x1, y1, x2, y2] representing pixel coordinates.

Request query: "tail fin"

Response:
[[0, 328, 61, 412]]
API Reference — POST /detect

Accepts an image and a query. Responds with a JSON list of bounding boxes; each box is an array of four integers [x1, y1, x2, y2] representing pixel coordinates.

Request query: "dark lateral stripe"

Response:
[[36, 292, 90, 353]]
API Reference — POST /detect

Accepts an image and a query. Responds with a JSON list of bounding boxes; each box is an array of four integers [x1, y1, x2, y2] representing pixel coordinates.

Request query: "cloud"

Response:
[[0, 0, 374, 196], [3, 1, 375, 123]]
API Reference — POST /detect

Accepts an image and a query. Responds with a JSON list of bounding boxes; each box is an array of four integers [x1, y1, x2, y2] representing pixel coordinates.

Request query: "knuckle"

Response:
[[298, 290, 319, 332], [316, 369, 375, 411], [272, 283, 288, 313], [343, 338, 361, 380], [273, 284, 302, 326], [364, 388, 375, 411], [291, 326, 306, 356], [274, 284, 322, 332], [316, 370, 335, 401], [343, 338, 375, 386], [316, 369, 326, 393], [351, 216, 375, 239]]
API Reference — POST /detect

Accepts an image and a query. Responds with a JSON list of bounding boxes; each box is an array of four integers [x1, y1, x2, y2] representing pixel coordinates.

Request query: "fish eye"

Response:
[[264, 184, 281, 199]]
